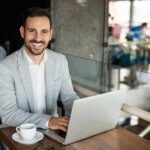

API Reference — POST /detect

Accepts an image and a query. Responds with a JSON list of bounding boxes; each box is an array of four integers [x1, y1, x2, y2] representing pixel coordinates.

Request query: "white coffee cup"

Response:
[[16, 123, 36, 141]]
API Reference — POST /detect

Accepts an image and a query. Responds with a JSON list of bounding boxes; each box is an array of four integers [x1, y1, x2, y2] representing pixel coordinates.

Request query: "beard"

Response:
[[24, 40, 47, 55]]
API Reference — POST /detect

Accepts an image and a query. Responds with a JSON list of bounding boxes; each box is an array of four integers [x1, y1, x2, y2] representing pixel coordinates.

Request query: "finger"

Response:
[[48, 117, 69, 130], [57, 126, 67, 132], [50, 124, 67, 132], [58, 121, 69, 127], [59, 116, 70, 121], [59, 118, 70, 124], [52, 118, 69, 126]]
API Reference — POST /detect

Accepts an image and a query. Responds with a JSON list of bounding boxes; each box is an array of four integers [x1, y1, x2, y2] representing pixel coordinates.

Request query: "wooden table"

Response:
[[0, 127, 150, 150]]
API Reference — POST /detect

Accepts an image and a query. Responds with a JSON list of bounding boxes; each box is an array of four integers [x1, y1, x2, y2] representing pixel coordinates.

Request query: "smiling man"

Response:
[[20, 12, 52, 62], [0, 7, 78, 132]]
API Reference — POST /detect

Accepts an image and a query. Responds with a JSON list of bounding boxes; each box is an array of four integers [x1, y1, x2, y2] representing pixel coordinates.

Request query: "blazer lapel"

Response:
[[17, 49, 34, 112], [45, 52, 55, 114]]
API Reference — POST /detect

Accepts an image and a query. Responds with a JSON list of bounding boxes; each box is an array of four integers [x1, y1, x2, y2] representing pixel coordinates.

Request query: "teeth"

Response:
[[32, 43, 42, 49], [33, 43, 42, 46]]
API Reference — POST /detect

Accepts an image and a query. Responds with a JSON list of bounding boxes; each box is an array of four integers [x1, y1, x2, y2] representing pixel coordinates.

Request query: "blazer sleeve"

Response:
[[0, 64, 50, 129], [59, 56, 79, 116]]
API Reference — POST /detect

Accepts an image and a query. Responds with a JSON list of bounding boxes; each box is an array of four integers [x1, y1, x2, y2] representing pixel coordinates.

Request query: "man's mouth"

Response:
[[32, 43, 43, 49], [29, 40, 45, 49]]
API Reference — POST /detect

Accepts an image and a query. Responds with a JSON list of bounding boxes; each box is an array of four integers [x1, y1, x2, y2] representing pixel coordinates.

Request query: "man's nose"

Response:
[[34, 32, 42, 41]]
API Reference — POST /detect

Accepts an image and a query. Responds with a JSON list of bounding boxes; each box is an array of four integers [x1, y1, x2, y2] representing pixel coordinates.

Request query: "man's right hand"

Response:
[[48, 117, 70, 132]]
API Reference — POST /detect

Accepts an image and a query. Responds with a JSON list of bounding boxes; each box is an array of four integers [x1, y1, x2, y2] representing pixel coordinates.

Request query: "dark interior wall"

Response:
[[0, 0, 50, 54]]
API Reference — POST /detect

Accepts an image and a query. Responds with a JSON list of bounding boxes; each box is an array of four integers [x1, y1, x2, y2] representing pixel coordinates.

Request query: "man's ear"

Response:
[[19, 26, 24, 38]]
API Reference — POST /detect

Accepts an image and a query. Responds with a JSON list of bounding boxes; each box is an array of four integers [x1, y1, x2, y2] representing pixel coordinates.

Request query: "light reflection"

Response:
[[76, 0, 87, 7], [131, 45, 137, 50]]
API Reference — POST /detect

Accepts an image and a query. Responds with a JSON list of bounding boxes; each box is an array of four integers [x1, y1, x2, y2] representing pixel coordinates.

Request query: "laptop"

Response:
[[44, 90, 126, 145]]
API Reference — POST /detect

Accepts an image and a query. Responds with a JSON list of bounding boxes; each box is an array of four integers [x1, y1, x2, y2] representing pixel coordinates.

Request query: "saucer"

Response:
[[12, 131, 44, 145]]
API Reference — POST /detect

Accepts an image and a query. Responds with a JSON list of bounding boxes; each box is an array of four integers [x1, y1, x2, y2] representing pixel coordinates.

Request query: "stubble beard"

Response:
[[25, 40, 46, 56]]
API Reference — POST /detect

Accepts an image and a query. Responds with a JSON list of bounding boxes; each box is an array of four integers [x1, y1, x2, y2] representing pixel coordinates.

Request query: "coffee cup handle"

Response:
[[16, 127, 20, 133]]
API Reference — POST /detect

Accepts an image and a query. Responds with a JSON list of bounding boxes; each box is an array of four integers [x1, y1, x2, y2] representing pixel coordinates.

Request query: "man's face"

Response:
[[20, 16, 52, 56]]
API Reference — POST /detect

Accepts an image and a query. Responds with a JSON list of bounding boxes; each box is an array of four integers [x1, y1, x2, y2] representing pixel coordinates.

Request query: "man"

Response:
[[0, 7, 78, 132]]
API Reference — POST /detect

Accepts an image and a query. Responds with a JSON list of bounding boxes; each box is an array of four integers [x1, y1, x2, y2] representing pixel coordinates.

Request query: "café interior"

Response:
[[0, 0, 150, 149]]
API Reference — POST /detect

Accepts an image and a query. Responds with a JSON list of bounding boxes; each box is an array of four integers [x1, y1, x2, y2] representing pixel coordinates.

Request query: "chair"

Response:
[[122, 103, 150, 138]]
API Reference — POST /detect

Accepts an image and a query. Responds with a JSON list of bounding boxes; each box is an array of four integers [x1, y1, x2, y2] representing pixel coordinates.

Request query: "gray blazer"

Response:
[[0, 47, 78, 129]]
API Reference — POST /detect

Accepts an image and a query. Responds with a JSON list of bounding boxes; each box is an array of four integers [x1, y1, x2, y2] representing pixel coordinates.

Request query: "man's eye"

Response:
[[28, 29, 36, 33], [42, 30, 49, 34], [29, 30, 35, 33]]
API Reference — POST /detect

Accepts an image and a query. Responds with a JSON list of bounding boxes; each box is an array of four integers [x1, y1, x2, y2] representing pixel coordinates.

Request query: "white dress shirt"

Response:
[[24, 50, 47, 114], [24, 49, 58, 128]]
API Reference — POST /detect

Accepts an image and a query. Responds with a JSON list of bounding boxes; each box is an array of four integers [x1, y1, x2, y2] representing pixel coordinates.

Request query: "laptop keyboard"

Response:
[[55, 130, 66, 138]]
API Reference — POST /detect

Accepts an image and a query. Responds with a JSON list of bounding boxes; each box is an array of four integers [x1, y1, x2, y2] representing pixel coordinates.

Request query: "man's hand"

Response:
[[48, 117, 70, 132]]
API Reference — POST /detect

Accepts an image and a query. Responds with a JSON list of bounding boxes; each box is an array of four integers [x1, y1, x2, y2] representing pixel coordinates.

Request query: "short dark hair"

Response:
[[22, 7, 52, 29], [141, 22, 147, 28]]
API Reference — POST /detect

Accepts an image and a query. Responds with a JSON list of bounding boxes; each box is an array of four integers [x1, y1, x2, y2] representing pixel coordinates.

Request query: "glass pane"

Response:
[[109, 1, 130, 42], [109, 1, 130, 26], [133, 0, 150, 25]]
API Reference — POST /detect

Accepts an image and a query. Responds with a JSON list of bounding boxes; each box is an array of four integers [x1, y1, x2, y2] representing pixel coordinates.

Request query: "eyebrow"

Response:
[[26, 28, 50, 32]]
